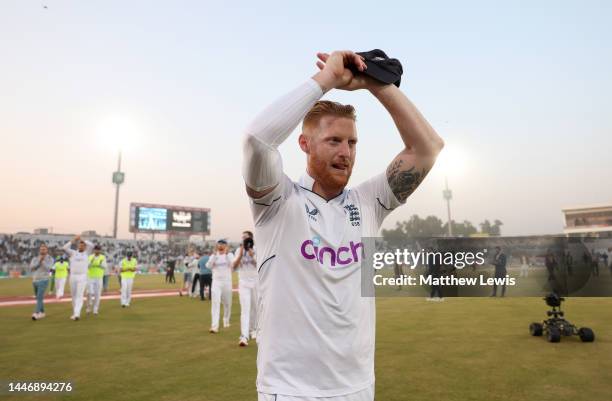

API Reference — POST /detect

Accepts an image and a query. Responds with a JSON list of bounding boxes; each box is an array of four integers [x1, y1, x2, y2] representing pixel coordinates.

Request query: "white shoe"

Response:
[[70, 315, 79, 321], [239, 337, 248, 347], [426, 297, 434, 301], [37, 312, 46, 319], [250, 331, 257, 340], [31, 313, 39, 321], [209, 328, 218, 334]]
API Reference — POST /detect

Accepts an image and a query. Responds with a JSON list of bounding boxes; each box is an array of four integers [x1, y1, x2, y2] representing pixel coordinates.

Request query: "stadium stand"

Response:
[[0, 233, 215, 277]]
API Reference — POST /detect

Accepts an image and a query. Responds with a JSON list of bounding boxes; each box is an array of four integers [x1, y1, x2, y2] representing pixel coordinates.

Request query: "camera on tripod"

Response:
[[529, 293, 595, 343]]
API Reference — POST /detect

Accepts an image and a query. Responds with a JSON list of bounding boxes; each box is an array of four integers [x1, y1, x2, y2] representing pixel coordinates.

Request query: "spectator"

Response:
[[30, 243, 54, 320]]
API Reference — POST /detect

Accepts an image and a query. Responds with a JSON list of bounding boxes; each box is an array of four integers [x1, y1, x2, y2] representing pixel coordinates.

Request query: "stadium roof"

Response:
[[561, 203, 612, 213]]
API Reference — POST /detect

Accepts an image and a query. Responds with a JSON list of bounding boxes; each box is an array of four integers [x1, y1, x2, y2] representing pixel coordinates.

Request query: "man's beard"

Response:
[[308, 153, 352, 192]]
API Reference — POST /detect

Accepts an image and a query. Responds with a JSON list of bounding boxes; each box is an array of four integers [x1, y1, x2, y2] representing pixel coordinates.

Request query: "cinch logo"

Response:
[[300, 239, 363, 267]]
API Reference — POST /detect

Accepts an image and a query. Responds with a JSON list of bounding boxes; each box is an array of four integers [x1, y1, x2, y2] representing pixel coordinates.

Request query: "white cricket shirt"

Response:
[[238, 248, 258, 286], [62, 241, 94, 277], [252, 171, 402, 397], [206, 252, 235, 281]]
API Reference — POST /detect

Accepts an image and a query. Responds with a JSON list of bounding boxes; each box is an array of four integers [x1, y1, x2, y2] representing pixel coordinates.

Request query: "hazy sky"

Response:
[[1, 0, 611, 241]]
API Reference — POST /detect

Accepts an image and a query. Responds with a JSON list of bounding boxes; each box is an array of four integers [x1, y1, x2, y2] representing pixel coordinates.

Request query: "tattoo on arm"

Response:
[[386, 159, 428, 202]]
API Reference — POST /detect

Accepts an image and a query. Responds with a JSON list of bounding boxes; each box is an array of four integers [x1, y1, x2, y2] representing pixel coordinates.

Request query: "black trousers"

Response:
[[430, 284, 442, 298], [492, 270, 507, 296], [191, 274, 212, 300], [428, 273, 442, 298]]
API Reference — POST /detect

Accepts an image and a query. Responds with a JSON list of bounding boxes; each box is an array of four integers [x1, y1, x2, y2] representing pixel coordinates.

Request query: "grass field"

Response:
[[1, 280, 611, 401], [0, 274, 221, 298]]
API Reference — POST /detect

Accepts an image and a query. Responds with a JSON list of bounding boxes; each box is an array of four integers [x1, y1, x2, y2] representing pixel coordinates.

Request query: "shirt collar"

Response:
[[299, 171, 348, 203], [299, 171, 316, 191]]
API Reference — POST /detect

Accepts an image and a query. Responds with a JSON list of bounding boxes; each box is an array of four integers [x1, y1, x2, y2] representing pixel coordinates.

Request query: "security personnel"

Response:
[[87, 245, 107, 315], [53, 255, 70, 300], [120, 251, 138, 307]]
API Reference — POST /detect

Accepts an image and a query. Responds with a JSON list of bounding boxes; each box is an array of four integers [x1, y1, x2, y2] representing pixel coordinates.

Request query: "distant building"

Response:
[[562, 204, 612, 235]]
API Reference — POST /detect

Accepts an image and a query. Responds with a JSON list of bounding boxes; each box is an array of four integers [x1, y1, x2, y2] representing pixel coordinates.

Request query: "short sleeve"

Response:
[[249, 174, 293, 227], [353, 172, 404, 230]]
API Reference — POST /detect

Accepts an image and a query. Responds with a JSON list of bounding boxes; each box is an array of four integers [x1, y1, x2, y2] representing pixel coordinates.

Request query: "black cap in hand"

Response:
[[355, 49, 403, 87]]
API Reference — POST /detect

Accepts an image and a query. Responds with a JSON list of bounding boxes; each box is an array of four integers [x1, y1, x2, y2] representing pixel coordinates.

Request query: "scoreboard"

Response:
[[129, 203, 210, 235]]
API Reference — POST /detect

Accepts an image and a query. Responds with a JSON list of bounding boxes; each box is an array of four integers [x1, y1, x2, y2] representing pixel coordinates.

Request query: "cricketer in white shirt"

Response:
[[62, 236, 94, 320], [206, 243, 235, 331], [233, 237, 258, 345], [242, 51, 444, 400]]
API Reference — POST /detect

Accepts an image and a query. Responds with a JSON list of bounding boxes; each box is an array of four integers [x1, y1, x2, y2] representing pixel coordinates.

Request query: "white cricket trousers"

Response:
[[211, 278, 232, 330], [87, 277, 103, 313], [55, 277, 67, 299], [121, 277, 134, 306], [239, 281, 258, 339], [69, 275, 87, 317], [258, 384, 374, 401]]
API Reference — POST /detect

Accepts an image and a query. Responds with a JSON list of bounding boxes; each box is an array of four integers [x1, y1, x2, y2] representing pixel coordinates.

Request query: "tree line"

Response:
[[382, 215, 503, 241]]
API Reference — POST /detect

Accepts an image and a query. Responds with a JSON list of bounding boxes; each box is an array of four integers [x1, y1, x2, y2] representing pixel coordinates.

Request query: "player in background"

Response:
[[519, 254, 529, 278], [189, 251, 200, 298], [120, 251, 137, 308], [102, 254, 111, 293], [53, 254, 69, 299], [232, 231, 258, 346], [242, 50, 443, 400], [179, 250, 196, 297], [165, 258, 176, 284], [63, 235, 95, 320], [207, 239, 234, 333], [86, 245, 107, 315], [197, 251, 212, 300]]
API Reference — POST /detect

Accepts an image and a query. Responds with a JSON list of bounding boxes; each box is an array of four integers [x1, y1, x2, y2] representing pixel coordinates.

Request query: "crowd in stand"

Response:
[[0, 233, 216, 274]]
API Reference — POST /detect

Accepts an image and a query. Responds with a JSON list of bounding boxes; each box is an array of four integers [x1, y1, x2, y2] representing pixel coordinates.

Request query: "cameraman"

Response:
[[233, 231, 257, 346]]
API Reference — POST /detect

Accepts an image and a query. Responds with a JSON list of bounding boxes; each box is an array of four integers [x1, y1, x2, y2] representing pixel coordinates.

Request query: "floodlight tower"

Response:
[[443, 176, 453, 237], [112, 151, 125, 239]]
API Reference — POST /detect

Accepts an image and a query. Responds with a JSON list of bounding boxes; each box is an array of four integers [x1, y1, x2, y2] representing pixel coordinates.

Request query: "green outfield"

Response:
[[1, 282, 611, 401], [0, 274, 241, 298]]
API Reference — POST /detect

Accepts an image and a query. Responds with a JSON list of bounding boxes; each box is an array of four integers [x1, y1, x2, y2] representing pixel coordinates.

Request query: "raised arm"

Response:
[[206, 254, 216, 269], [314, 51, 444, 203], [84, 240, 94, 254], [232, 246, 243, 269], [372, 84, 444, 202], [62, 241, 75, 257], [242, 79, 324, 199]]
